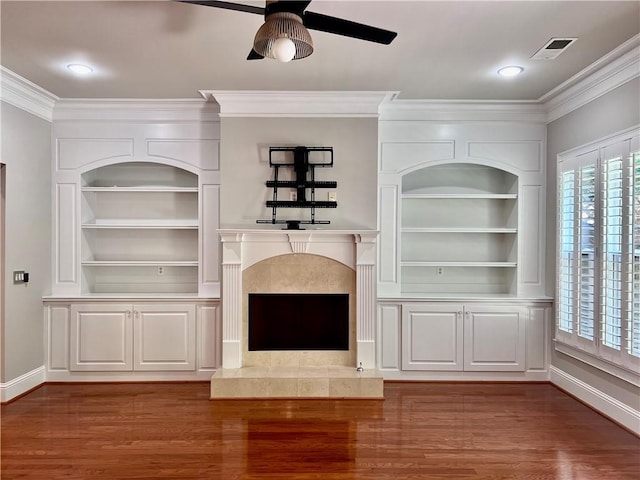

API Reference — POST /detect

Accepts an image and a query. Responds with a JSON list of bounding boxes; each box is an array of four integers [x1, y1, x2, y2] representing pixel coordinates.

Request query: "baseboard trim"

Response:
[[1, 366, 46, 403], [550, 366, 640, 435]]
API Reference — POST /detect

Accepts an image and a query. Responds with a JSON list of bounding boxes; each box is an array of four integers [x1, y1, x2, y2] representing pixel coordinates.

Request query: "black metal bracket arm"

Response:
[[257, 146, 337, 229]]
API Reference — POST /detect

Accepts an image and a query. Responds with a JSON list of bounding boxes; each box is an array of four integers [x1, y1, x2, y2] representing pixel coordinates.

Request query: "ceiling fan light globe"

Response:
[[272, 37, 296, 62], [253, 12, 313, 61]]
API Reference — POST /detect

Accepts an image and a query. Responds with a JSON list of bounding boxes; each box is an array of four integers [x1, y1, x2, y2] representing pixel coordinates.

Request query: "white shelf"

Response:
[[80, 162, 200, 295], [397, 163, 520, 296], [401, 227, 517, 233], [82, 219, 198, 229], [402, 193, 517, 199], [82, 186, 198, 193], [401, 261, 517, 268], [82, 261, 198, 267]]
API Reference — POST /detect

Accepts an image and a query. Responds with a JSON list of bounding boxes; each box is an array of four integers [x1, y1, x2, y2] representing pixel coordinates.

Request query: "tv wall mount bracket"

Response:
[[257, 146, 337, 230]]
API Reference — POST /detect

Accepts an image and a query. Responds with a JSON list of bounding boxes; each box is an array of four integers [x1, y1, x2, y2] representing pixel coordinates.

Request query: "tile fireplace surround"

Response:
[[211, 229, 383, 399]]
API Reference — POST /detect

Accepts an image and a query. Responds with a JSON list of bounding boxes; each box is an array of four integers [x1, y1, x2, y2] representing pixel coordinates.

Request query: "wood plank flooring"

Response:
[[1, 382, 638, 479]]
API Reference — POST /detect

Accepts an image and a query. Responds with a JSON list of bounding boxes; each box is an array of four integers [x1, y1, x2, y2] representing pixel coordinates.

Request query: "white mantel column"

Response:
[[220, 232, 243, 368], [355, 233, 378, 369]]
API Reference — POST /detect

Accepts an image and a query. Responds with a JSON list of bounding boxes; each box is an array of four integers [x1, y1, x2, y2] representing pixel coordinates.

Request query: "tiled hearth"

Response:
[[211, 366, 382, 398], [211, 229, 383, 399]]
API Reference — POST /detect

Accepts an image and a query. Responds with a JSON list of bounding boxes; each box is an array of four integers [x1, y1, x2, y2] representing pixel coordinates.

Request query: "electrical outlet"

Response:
[[436, 267, 444, 277], [328, 191, 337, 202], [290, 191, 297, 201], [157, 266, 165, 276]]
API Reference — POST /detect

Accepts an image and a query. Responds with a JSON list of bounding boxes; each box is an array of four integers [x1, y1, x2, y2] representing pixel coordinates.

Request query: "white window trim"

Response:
[[554, 340, 640, 387]]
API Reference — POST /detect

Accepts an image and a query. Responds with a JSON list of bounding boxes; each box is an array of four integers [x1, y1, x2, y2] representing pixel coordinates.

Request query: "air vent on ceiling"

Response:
[[531, 37, 577, 60]]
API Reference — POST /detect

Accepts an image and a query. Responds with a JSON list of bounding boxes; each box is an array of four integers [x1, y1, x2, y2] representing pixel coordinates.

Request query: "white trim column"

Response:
[[356, 232, 378, 369], [220, 232, 243, 368]]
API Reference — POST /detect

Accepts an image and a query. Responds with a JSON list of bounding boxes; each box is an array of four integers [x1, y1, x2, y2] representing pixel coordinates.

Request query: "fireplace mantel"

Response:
[[218, 228, 378, 370]]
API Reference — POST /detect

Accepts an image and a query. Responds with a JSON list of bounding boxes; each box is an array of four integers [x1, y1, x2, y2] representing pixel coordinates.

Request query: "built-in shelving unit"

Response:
[[400, 163, 518, 296], [80, 162, 199, 294]]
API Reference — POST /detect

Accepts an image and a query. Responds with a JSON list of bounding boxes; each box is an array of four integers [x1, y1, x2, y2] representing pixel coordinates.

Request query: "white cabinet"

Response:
[[463, 305, 526, 371], [69, 303, 196, 372], [80, 163, 200, 294], [401, 303, 527, 372], [70, 303, 133, 371], [401, 304, 463, 370]]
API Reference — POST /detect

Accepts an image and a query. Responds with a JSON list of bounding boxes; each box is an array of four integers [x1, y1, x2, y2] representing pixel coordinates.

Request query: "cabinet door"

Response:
[[463, 305, 526, 371], [133, 304, 196, 371], [70, 304, 133, 371], [401, 304, 464, 371]]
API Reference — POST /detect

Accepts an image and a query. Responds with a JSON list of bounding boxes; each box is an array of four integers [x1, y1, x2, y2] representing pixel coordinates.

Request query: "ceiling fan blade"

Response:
[[303, 11, 397, 45], [247, 48, 264, 60], [177, 0, 264, 15]]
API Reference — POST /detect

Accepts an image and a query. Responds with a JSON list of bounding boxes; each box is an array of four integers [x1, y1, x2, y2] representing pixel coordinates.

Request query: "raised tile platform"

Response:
[[210, 366, 384, 399]]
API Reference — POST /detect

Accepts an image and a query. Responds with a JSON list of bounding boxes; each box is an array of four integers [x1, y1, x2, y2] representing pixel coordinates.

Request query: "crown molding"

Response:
[[379, 36, 639, 124], [379, 97, 546, 123], [0, 66, 58, 122], [52, 98, 220, 122], [543, 36, 640, 123], [3, 32, 638, 126], [201, 90, 397, 118]]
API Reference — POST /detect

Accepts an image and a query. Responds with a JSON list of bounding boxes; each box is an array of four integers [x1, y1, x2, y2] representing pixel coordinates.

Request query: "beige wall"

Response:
[[1, 102, 51, 383], [546, 78, 640, 410], [219, 117, 378, 229]]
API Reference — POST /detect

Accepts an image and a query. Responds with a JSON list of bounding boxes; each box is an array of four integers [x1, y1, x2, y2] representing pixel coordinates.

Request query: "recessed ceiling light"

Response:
[[67, 63, 93, 75], [497, 66, 524, 78]]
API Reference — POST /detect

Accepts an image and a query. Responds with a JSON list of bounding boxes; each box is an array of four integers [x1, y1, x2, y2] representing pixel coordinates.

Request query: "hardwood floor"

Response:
[[1, 382, 638, 479]]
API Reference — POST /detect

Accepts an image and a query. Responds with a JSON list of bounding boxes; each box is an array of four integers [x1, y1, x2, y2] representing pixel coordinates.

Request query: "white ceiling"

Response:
[[1, 1, 639, 101]]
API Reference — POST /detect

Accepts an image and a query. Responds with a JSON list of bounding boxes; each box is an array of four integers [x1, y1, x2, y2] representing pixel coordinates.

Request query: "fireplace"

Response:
[[213, 229, 382, 398], [249, 293, 349, 351], [242, 252, 356, 367]]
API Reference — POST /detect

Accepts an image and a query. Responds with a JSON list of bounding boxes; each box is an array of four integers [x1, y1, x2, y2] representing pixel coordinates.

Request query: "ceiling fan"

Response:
[[178, 0, 397, 62]]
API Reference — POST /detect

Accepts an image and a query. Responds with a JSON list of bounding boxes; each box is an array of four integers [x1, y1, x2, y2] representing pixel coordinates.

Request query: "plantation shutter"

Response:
[[556, 131, 640, 374], [599, 138, 639, 369], [631, 149, 640, 359], [557, 150, 598, 353], [558, 169, 576, 334]]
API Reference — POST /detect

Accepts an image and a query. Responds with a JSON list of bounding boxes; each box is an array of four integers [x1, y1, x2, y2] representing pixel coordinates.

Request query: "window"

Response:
[[557, 129, 640, 375]]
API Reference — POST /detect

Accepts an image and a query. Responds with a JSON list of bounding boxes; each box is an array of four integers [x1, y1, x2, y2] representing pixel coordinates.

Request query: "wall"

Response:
[[219, 117, 378, 229], [1, 102, 51, 384], [546, 77, 640, 411]]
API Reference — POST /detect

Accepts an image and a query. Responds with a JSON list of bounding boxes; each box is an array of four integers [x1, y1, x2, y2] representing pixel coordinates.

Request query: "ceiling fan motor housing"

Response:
[[253, 12, 314, 60]]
